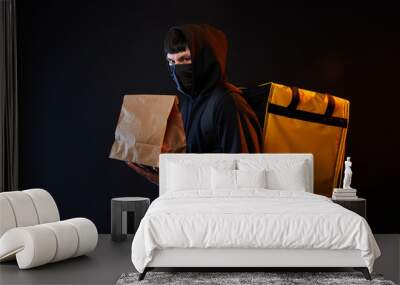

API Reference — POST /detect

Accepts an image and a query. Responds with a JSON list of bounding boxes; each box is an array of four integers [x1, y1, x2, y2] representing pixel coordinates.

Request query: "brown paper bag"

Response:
[[109, 95, 186, 167]]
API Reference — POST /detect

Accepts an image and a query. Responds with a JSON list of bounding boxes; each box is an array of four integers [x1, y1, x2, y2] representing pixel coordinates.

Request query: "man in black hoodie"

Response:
[[127, 24, 262, 184]]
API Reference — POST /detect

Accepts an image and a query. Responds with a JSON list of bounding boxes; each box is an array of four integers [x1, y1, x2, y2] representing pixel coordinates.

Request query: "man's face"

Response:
[[166, 47, 191, 66]]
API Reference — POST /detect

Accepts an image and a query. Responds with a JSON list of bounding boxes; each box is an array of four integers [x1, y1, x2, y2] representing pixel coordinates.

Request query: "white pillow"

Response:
[[211, 168, 236, 190], [167, 160, 235, 191], [237, 169, 267, 188], [237, 159, 308, 191], [266, 166, 306, 191], [211, 168, 267, 190]]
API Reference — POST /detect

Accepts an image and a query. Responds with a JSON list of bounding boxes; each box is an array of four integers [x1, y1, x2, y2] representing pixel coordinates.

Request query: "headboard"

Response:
[[159, 153, 314, 196]]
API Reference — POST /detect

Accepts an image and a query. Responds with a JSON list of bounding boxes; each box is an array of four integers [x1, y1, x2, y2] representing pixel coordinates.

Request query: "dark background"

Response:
[[16, 2, 400, 233]]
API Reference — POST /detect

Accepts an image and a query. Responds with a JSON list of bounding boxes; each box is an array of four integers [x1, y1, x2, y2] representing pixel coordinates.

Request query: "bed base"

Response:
[[138, 267, 371, 281], [138, 248, 372, 281]]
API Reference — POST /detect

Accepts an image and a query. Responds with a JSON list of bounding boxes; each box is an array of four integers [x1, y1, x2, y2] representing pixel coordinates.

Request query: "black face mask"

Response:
[[169, 64, 193, 96]]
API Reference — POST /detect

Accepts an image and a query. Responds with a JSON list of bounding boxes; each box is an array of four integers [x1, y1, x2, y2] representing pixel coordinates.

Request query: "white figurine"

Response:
[[343, 156, 353, 189]]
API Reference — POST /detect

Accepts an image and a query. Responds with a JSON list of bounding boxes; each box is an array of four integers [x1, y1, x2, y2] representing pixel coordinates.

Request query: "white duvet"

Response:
[[131, 189, 380, 273]]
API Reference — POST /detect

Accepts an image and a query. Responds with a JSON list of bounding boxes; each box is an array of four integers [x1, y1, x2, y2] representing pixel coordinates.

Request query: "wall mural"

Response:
[[111, 24, 349, 198]]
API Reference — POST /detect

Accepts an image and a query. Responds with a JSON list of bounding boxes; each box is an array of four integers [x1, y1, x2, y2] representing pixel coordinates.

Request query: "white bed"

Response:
[[131, 153, 380, 280]]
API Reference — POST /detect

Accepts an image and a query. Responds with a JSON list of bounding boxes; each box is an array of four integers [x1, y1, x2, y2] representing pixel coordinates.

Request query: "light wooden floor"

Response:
[[0, 234, 398, 285]]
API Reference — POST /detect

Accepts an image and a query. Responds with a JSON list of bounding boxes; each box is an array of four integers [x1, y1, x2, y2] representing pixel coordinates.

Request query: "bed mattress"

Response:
[[131, 189, 380, 273]]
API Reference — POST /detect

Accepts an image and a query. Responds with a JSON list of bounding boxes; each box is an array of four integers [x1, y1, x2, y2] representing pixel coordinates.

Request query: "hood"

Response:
[[168, 24, 236, 98]]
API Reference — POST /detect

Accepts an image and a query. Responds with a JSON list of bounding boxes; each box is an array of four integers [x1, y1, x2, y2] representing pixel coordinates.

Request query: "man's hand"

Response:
[[125, 162, 159, 185]]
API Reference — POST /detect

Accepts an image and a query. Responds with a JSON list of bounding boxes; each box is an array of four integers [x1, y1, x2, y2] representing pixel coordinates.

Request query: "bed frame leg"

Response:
[[138, 268, 148, 281], [354, 267, 371, 280]]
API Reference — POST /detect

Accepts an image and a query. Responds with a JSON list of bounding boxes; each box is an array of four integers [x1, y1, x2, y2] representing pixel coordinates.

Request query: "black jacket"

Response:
[[169, 24, 262, 153]]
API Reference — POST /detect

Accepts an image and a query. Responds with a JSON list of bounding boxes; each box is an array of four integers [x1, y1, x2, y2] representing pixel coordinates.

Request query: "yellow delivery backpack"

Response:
[[242, 82, 349, 197]]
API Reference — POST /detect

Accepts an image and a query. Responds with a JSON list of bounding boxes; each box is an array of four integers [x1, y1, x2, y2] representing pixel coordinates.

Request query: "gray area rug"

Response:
[[116, 271, 396, 285]]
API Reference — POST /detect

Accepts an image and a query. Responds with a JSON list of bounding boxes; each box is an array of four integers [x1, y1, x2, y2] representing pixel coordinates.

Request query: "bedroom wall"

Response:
[[16, 3, 400, 233]]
